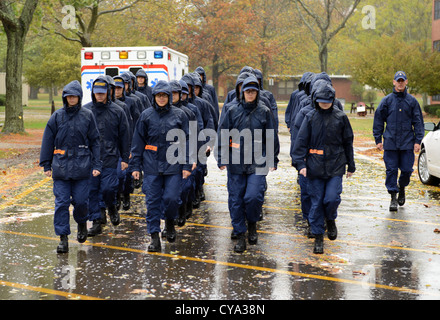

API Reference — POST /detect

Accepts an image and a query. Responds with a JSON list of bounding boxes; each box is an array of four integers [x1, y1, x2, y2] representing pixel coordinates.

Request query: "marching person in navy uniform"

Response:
[[292, 80, 355, 254], [373, 71, 424, 212], [83, 78, 130, 236], [40, 80, 102, 253], [217, 76, 279, 253], [131, 81, 192, 252]]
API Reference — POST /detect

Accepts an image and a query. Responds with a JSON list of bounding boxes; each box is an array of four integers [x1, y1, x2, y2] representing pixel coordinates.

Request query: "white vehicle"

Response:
[[81, 46, 189, 104], [418, 121, 440, 185]]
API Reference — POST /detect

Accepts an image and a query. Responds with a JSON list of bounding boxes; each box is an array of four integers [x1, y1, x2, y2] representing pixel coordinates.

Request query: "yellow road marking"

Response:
[[0, 177, 51, 211], [1, 229, 438, 298], [0, 280, 103, 300]]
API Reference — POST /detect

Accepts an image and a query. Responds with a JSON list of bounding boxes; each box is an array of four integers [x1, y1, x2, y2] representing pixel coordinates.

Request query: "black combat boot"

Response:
[[148, 233, 161, 252], [313, 234, 324, 254], [234, 233, 247, 253], [116, 193, 122, 210], [108, 205, 120, 226], [77, 223, 88, 243], [88, 220, 102, 236], [326, 219, 337, 241], [100, 208, 107, 224], [306, 220, 315, 238], [248, 222, 258, 245], [390, 192, 398, 212], [398, 186, 406, 206], [199, 185, 206, 202], [57, 235, 69, 253], [177, 204, 186, 227], [165, 219, 176, 243], [122, 193, 130, 211], [185, 201, 193, 220], [192, 190, 200, 209]]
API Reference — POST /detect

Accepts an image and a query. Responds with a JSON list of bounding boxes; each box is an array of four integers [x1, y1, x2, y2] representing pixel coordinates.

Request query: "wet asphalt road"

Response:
[[1, 123, 440, 303]]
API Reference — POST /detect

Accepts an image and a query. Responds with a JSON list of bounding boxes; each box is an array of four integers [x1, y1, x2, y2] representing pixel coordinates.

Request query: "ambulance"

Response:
[[81, 46, 189, 104]]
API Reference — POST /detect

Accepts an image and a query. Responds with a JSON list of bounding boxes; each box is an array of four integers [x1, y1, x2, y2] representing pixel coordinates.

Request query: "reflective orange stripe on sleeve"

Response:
[[229, 142, 240, 149], [53, 149, 66, 155], [145, 145, 158, 152], [309, 149, 324, 155]]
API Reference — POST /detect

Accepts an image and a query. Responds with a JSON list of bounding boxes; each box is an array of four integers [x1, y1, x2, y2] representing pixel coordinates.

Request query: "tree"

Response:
[[247, 0, 293, 85], [23, 35, 81, 103], [0, 0, 39, 134], [178, 0, 255, 92], [42, 0, 143, 47], [293, 0, 361, 72], [348, 34, 440, 99]]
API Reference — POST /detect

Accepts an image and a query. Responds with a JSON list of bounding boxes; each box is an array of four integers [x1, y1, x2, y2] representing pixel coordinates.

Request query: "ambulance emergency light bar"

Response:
[[84, 50, 170, 60]]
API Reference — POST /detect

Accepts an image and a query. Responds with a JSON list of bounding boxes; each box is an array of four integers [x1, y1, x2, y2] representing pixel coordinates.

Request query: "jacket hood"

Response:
[[179, 80, 190, 104], [91, 77, 111, 105], [152, 80, 172, 111], [169, 80, 182, 105], [240, 66, 254, 75], [105, 75, 117, 101], [62, 80, 83, 108], [135, 68, 149, 83], [189, 73, 204, 96], [310, 72, 332, 91], [120, 73, 132, 94], [181, 74, 195, 100], [299, 72, 314, 91], [235, 72, 254, 101], [113, 75, 126, 99], [303, 72, 316, 96], [127, 71, 137, 90], [240, 76, 260, 107], [312, 79, 335, 109], [253, 69, 264, 90], [195, 66, 207, 85]]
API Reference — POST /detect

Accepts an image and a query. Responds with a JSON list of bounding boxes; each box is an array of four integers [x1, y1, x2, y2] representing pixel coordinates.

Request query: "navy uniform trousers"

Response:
[[89, 167, 119, 221], [143, 174, 182, 234], [227, 172, 266, 235], [53, 179, 90, 235], [383, 149, 414, 194], [307, 175, 343, 236]]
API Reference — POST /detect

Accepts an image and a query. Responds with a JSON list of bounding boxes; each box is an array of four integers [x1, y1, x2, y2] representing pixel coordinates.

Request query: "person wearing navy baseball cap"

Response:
[[393, 71, 408, 93], [373, 71, 424, 212], [394, 71, 407, 81]]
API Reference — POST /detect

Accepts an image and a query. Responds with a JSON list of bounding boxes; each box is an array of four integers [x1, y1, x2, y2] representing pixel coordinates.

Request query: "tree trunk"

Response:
[[29, 86, 39, 99], [212, 52, 220, 94], [0, 0, 39, 134], [319, 45, 328, 73], [2, 27, 25, 134]]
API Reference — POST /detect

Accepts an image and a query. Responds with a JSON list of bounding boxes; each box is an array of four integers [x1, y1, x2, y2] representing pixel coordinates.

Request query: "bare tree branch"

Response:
[[98, 0, 142, 16]]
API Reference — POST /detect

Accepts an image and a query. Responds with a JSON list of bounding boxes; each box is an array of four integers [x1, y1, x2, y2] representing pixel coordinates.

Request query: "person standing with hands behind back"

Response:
[[40, 80, 102, 253], [373, 71, 424, 212], [292, 81, 355, 254]]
